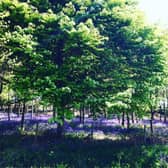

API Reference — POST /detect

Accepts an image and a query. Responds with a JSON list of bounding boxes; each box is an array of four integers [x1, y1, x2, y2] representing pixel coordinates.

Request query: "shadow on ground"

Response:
[[0, 131, 167, 168]]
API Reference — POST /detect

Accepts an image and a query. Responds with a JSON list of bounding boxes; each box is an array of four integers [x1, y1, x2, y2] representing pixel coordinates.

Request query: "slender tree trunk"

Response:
[[0, 105, 2, 111], [53, 105, 56, 118], [18, 103, 22, 117], [20, 102, 26, 132], [82, 104, 85, 125], [56, 108, 64, 138], [150, 106, 154, 136], [79, 104, 85, 124], [122, 112, 125, 127], [143, 125, 147, 143], [7, 104, 10, 121], [135, 116, 139, 123], [159, 106, 162, 121], [0, 82, 3, 94], [165, 91, 168, 123], [88, 104, 91, 117], [126, 112, 130, 129], [131, 112, 134, 124], [164, 111, 167, 123], [31, 101, 34, 119], [13, 97, 17, 114], [57, 122, 63, 138], [34, 108, 39, 142], [118, 115, 120, 124], [90, 104, 95, 139], [79, 104, 82, 123], [91, 121, 94, 139], [104, 107, 107, 118], [164, 102, 167, 123], [160, 113, 162, 121], [7, 91, 10, 121]]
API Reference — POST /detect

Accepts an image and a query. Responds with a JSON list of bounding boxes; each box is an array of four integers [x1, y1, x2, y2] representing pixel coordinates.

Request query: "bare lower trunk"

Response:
[[56, 108, 64, 138], [135, 116, 139, 123], [126, 112, 130, 129], [90, 104, 96, 139], [131, 112, 134, 124], [118, 115, 120, 124], [159, 106, 162, 121], [150, 119, 153, 136], [82, 105, 85, 125], [13, 100, 17, 114], [79, 104, 85, 124], [91, 121, 94, 139], [79, 104, 82, 123], [17, 103, 21, 117], [53, 105, 57, 118], [104, 107, 107, 118], [31, 101, 34, 119], [150, 107, 154, 136], [164, 105, 167, 123], [7, 104, 10, 121], [164, 113, 167, 123], [143, 125, 147, 143], [160, 113, 162, 121], [20, 102, 26, 131], [0, 82, 3, 94], [166, 95, 168, 123], [57, 122, 63, 138], [122, 112, 125, 127], [34, 110, 39, 143]]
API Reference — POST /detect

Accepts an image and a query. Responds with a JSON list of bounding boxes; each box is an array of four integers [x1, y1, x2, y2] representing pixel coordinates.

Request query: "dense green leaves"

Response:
[[0, 0, 168, 126]]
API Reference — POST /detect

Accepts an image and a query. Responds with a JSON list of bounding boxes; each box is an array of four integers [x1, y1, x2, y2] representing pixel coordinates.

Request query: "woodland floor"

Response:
[[0, 112, 168, 168]]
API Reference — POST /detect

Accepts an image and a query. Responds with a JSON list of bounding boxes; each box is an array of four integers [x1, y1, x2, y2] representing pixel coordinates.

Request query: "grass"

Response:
[[0, 132, 168, 168]]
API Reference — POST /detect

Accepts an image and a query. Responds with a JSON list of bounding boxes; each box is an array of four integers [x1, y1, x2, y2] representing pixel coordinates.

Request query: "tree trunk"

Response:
[[13, 97, 17, 114], [104, 107, 107, 118], [126, 112, 130, 129], [143, 125, 147, 143], [160, 113, 162, 121], [56, 108, 64, 138], [7, 104, 10, 121], [79, 104, 82, 123], [117, 115, 120, 124], [20, 102, 26, 132], [0, 82, 3, 94], [164, 111, 167, 123], [164, 102, 167, 123], [31, 101, 34, 119], [150, 106, 154, 136], [122, 112, 125, 127], [53, 105, 57, 118], [135, 116, 139, 123], [7, 90, 10, 121], [0, 105, 2, 111], [91, 121, 94, 139], [17, 103, 20, 117], [82, 105, 85, 125], [34, 109, 39, 142], [42, 105, 45, 113], [79, 104, 85, 124], [131, 112, 134, 124], [90, 104, 96, 139], [159, 106, 162, 121], [57, 122, 63, 138]]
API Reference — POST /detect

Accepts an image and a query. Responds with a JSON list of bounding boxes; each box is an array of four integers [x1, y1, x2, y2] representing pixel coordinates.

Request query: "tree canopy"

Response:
[[0, 0, 168, 134]]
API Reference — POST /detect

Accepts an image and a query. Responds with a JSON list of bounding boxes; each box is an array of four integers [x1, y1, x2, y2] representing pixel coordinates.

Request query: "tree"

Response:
[[1, 0, 168, 137]]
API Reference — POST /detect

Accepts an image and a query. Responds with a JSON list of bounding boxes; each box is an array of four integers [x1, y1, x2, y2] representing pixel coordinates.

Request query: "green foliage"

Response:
[[0, 0, 168, 124]]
